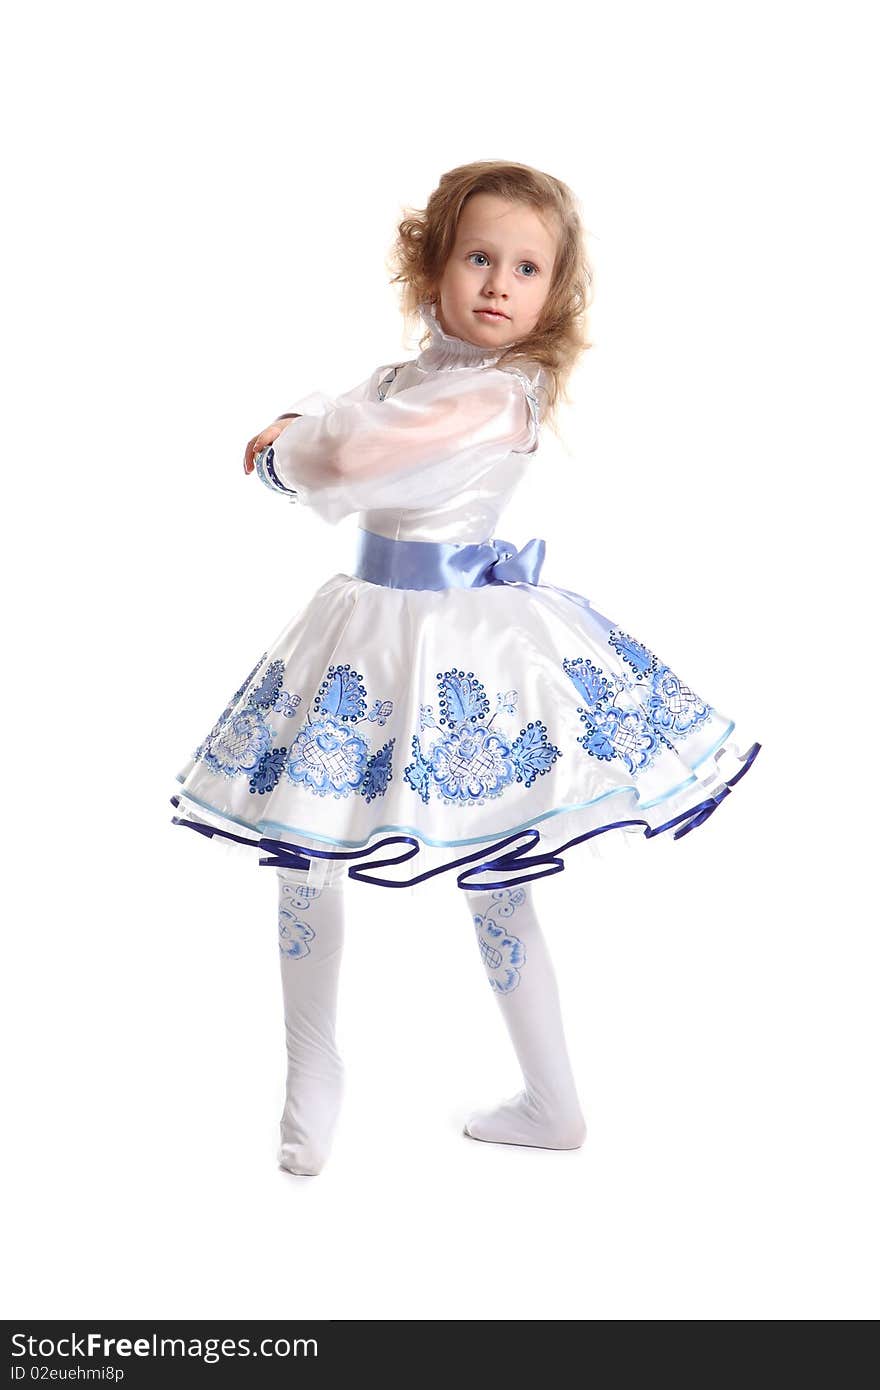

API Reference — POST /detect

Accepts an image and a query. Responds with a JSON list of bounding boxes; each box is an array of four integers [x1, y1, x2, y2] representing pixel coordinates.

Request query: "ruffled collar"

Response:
[[416, 299, 511, 371]]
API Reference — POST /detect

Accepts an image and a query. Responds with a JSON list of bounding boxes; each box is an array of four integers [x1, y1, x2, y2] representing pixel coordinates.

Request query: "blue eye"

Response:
[[468, 252, 539, 276]]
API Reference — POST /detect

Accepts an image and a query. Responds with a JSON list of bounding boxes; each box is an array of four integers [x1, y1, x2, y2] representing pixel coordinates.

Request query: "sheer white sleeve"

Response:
[[254, 365, 540, 525]]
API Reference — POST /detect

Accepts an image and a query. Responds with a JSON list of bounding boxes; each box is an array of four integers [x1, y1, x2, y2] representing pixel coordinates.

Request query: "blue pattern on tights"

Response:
[[472, 886, 529, 993]]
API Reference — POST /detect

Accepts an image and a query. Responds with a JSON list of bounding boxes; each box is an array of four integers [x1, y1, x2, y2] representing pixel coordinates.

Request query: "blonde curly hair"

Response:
[[386, 159, 595, 438]]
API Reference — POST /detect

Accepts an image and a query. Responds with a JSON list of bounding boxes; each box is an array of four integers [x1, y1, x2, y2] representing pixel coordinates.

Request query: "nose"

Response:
[[482, 268, 511, 299]]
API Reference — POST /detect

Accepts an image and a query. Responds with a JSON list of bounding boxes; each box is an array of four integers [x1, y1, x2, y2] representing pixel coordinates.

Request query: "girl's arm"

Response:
[[254, 365, 541, 525], [246, 369, 386, 475]]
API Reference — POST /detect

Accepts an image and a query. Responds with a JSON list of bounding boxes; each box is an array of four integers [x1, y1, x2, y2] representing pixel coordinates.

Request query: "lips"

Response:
[[475, 309, 509, 320]]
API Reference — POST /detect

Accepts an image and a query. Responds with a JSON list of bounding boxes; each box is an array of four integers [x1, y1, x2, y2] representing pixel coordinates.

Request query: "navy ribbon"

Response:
[[172, 734, 761, 894]]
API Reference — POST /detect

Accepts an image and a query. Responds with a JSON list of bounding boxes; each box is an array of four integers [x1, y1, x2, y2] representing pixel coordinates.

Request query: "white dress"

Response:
[[170, 301, 761, 890]]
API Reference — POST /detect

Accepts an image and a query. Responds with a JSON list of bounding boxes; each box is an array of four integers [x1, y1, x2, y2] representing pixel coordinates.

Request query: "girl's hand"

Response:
[[243, 415, 301, 474]]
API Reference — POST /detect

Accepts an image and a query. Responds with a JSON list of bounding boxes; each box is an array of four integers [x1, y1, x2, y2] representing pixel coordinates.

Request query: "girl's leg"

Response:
[[462, 883, 587, 1150], [275, 860, 347, 1176]]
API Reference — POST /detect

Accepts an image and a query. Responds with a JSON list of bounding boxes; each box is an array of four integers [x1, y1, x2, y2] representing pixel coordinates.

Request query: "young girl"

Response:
[[170, 160, 761, 1176]]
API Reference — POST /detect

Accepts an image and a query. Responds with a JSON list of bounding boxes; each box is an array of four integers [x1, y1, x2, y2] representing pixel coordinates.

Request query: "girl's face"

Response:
[[432, 192, 558, 349]]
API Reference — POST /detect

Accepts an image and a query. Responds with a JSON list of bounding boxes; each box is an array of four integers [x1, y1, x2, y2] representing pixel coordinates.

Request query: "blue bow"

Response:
[[485, 536, 547, 586], [485, 534, 598, 622]]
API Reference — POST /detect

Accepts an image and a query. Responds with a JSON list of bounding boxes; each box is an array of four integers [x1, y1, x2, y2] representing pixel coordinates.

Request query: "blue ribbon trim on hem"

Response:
[[169, 738, 761, 891]]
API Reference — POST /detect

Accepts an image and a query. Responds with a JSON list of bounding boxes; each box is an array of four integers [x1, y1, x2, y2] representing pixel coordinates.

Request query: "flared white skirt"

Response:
[[170, 572, 761, 891]]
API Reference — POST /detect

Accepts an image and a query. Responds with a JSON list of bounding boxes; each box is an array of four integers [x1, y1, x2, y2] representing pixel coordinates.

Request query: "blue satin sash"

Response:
[[352, 526, 600, 622]]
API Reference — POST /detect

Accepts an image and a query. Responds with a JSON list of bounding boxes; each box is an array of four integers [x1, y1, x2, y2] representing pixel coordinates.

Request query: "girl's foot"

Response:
[[463, 1089, 587, 1150], [278, 1053, 345, 1176]]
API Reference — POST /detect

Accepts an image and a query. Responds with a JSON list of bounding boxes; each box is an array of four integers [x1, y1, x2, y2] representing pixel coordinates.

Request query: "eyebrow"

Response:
[[461, 239, 547, 261]]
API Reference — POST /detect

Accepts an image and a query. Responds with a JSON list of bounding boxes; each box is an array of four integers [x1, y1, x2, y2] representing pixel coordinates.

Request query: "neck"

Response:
[[416, 300, 508, 370]]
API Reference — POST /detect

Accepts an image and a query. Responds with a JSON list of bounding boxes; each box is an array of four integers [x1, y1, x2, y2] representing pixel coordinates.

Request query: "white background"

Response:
[[4, 0, 877, 1321]]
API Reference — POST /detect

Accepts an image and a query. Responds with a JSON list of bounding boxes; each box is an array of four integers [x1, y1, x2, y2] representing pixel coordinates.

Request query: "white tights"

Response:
[[274, 865, 586, 1175], [276, 861, 347, 1176]]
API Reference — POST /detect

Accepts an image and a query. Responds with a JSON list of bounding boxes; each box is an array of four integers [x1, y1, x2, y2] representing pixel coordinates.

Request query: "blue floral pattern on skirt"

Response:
[[563, 628, 711, 775], [403, 667, 561, 808], [189, 623, 712, 817], [192, 654, 395, 804]]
